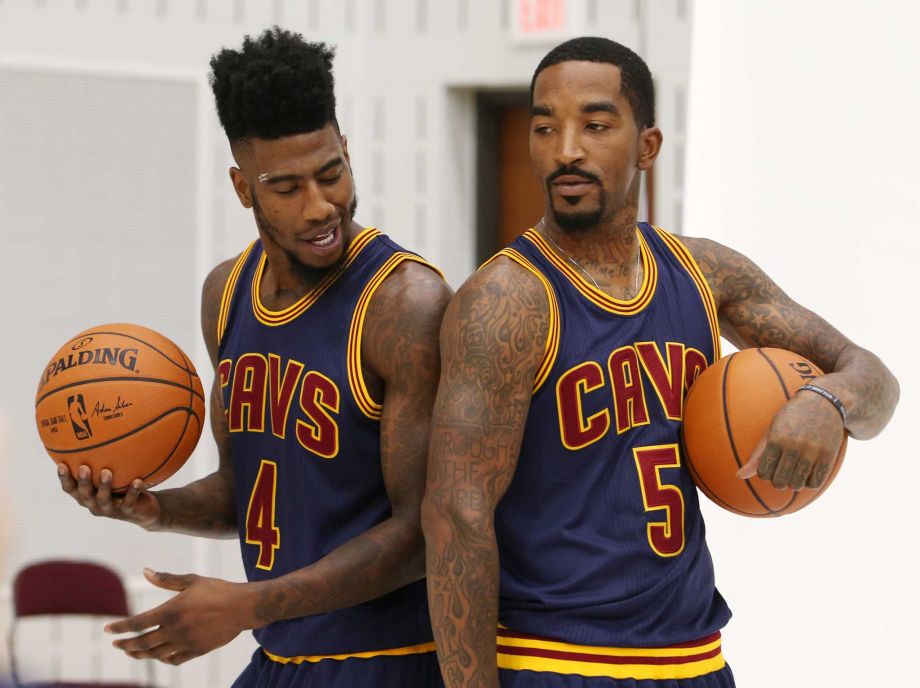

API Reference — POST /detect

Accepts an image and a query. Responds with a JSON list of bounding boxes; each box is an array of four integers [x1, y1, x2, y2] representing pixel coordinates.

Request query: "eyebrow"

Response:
[[530, 102, 619, 117], [583, 101, 619, 115], [258, 157, 345, 185]]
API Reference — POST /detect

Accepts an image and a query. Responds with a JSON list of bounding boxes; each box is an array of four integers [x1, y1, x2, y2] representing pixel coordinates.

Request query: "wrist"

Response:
[[240, 580, 272, 630], [797, 383, 847, 424]]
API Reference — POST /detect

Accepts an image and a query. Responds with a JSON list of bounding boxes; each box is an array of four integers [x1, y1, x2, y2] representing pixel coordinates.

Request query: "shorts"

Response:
[[232, 645, 444, 688], [499, 665, 734, 688], [497, 628, 734, 688]]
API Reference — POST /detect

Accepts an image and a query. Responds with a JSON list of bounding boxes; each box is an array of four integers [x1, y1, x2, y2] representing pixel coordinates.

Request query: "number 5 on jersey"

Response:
[[633, 444, 685, 557], [246, 459, 281, 570]]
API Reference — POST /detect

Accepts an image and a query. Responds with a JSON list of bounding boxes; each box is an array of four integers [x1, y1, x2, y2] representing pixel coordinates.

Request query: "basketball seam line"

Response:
[[35, 376, 205, 407], [721, 353, 776, 515], [680, 428, 761, 516], [72, 330, 198, 376], [44, 406, 202, 455]]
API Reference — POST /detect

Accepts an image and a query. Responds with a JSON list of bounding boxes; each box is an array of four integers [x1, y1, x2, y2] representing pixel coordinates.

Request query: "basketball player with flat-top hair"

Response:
[[58, 28, 449, 687], [422, 37, 899, 687]]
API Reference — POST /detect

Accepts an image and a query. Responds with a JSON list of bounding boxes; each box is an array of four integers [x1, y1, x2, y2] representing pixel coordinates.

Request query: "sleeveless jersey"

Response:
[[492, 224, 732, 648], [216, 228, 436, 658]]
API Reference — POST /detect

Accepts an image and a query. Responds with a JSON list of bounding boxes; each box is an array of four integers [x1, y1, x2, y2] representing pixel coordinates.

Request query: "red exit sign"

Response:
[[517, 0, 566, 34]]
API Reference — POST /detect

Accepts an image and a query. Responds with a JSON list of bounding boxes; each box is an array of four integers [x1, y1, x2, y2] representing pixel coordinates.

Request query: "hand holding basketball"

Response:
[[56, 464, 162, 530], [737, 385, 846, 490], [682, 348, 848, 517]]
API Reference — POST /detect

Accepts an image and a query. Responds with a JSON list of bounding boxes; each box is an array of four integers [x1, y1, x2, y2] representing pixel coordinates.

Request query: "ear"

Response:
[[229, 167, 253, 209], [341, 134, 351, 165], [637, 126, 663, 171]]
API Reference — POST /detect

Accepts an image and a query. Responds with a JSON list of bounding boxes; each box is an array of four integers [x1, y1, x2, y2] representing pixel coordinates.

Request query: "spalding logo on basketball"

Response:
[[35, 323, 205, 492]]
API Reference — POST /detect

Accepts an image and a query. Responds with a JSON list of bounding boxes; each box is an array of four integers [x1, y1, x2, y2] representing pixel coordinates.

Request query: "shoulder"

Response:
[[455, 252, 550, 310], [200, 253, 246, 363], [673, 234, 764, 307], [442, 254, 551, 359], [361, 258, 453, 381], [366, 258, 453, 329], [202, 255, 240, 306]]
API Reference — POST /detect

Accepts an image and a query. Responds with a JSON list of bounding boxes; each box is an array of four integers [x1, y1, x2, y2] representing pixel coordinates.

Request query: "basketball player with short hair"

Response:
[[58, 28, 449, 686], [422, 37, 899, 687]]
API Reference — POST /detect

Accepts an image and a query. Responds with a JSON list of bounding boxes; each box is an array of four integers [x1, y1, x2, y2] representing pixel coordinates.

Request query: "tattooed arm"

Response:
[[57, 258, 239, 538], [107, 260, 452, 665], [421, 259, 550, 688], [684, 237, 899, 489]]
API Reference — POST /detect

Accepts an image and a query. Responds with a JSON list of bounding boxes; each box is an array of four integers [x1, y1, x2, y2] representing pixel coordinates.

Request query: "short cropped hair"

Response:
[[209, 26, 337, 143], [530, 36, 656, 129]]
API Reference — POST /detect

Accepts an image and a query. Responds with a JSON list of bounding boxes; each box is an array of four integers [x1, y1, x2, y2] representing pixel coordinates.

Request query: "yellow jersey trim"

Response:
[[251, 228, 381, 327], [217, 241, 257, 346], [522, 228, 658, 316], [496, 629, 725, 681], [482, 248, 561, 395], [653, 227, 722, 361], [262, 641, 436, 665], [347, 252, 441, 420]]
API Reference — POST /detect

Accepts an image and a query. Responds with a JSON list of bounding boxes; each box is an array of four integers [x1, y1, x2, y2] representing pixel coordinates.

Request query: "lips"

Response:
[[308, 226, 337, 247], [553, 176, 595, 195], [300, 221, 339, 246]]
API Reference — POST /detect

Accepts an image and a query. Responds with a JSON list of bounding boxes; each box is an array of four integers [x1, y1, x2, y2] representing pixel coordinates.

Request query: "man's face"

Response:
[[231, 123, 357, 274], [530, 61, 656, 233]]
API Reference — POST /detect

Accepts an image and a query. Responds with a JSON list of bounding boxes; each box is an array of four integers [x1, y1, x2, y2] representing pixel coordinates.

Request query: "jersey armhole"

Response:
[[482, 249, 561, 395], [652, 227, 722, 361], [217, 240, 258, 347], [347, 253, 443, 421]]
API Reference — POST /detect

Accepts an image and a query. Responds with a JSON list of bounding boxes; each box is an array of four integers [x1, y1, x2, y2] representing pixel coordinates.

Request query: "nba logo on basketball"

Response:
[[67, 394, 92, 440]]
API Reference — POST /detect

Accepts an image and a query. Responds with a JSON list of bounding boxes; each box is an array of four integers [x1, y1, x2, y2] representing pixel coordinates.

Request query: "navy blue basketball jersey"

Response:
[[491, 224, 731, 666], [216, 228, 437, 661]]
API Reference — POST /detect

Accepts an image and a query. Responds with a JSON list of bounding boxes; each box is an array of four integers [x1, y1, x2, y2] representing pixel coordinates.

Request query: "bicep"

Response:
[[690, 237, 852, 372], [365, 264, 452, 513], [209, 375, 233, 473], [426, 265, 549, 516], [200, 259, 236, 474]]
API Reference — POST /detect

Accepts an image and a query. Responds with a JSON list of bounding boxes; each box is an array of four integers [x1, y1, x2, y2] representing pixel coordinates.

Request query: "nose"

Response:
[[301, 181, 337, 223], [556, 125, 585, 168]]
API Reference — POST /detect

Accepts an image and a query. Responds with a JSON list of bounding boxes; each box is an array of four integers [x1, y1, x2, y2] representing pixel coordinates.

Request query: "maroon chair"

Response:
[[9, 560, 154, 687]]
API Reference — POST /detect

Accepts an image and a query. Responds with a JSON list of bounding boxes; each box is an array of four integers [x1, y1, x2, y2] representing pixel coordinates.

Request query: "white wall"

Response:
[[685, 2, 919, 687]]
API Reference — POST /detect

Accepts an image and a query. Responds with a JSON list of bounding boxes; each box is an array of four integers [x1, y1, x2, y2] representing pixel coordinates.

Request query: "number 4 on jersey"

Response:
[[246, 459, 281, 570]]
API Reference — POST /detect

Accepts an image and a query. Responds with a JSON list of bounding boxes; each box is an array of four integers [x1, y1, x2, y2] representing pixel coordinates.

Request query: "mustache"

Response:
[[546, 165, 601, 186]]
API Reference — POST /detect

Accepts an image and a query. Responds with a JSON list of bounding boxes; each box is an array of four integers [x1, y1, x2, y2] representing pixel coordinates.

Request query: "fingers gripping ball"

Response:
[[35, 324, 205, 492], [681, 347, 846, 517]]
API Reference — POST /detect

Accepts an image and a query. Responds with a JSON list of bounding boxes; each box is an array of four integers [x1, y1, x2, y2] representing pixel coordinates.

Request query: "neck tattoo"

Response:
[[542, 220, 641, 297]]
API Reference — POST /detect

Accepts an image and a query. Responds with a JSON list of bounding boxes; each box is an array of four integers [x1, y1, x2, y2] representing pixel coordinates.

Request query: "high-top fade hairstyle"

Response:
[[209, 26, 337, 143], [530, 36, 656, 130]]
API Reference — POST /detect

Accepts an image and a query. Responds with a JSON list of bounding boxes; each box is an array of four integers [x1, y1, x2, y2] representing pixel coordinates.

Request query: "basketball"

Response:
[[682, 347, 847, 517], [35, 323, 205, 492]]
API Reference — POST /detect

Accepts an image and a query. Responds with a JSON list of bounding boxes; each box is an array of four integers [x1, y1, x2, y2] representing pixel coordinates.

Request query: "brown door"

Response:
[[497, 105, 545, 248]]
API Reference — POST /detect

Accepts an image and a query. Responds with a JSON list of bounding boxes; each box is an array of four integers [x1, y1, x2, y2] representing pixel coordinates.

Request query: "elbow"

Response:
[[421, 491, 493, 552]]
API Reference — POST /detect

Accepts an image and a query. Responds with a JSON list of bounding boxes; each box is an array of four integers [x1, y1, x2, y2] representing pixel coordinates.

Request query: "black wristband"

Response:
[[797, 384, 847, 424]]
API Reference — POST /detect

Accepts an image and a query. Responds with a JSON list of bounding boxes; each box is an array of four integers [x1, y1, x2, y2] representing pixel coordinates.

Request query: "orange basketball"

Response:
[[682, 347, 846, 517], [35, 323, 205, 492]]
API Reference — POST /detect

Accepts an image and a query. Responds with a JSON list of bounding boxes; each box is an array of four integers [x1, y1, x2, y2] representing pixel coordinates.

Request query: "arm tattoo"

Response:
[[685, 237, 899, 439], [423, 260, 549, 688]]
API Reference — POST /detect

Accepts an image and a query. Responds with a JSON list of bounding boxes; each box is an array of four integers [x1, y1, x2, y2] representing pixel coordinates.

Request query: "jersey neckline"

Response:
[[251, 227, 381, 326], [522, 226, 658, 315]]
